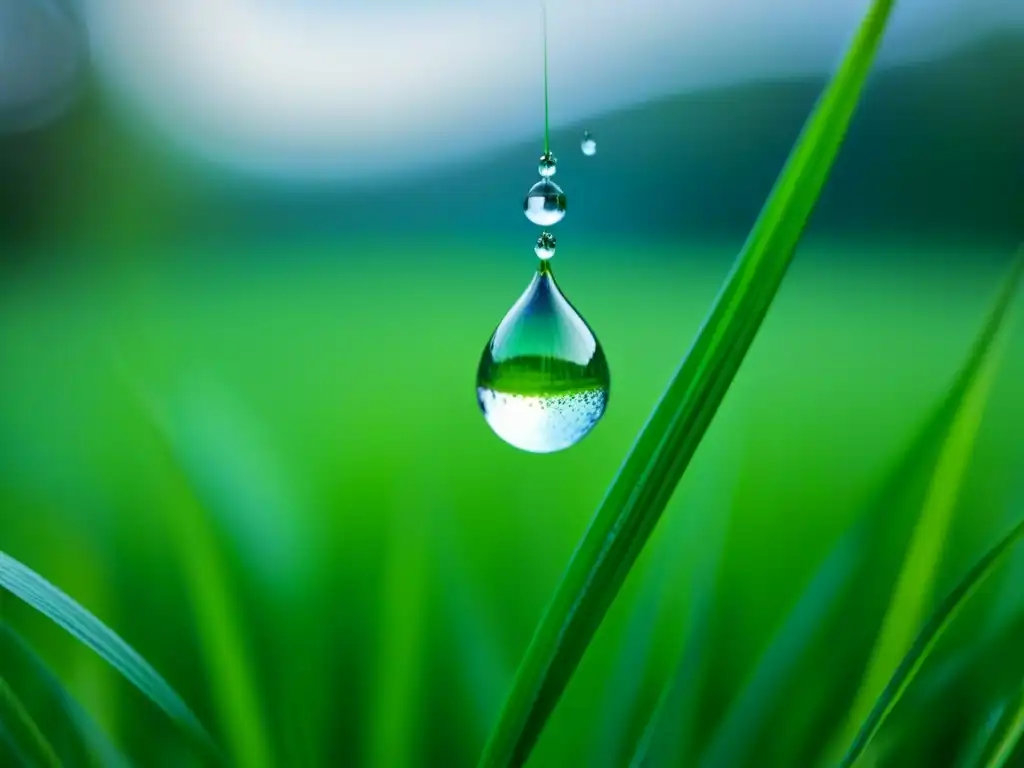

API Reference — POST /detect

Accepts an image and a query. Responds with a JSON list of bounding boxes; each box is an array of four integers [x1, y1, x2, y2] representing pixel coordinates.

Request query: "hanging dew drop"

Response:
[[538, 151, 557, 177], [476, 259, 609, 453], [535, 232, 556, 260], [524, 178, 567, 227], [581, 130, 596, 156]]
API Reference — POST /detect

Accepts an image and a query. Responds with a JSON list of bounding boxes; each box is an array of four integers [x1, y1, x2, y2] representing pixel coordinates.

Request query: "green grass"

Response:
[[1, 237, 1022, 766], [1, 2, 1022, 755], [479, 0, 897, 762]]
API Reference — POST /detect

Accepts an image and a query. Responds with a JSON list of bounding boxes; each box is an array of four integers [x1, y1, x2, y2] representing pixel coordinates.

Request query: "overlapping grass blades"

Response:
[[839, 514, 1024, 767], [831, 248, 1024, 764], [116, 371, 274, 768], [477, 0, 896, 764], [0, 551, 212, 754], [0, 677, 61, 768], [0, 623, 130, 767]]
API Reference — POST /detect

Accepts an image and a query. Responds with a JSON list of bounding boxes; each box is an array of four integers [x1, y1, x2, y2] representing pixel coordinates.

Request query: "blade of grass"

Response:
[[0, 678, 62, 768], [0, 623, 131, 768], [0, 550, 213, 754], [838, 514, 1024, 768], [112, 369, 274, 768], [477, 1, 897, 764], [692, 248, 1024, 767], [831, 253, 1022, 761]]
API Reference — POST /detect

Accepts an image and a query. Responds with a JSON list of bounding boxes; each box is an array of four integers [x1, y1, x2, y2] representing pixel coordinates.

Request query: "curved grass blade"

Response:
[[0, 623, 132, 768], [0, 677, 62, 768], [838, 515, 1024, 768], [832, 249, 1024, 761], [109, 364, 273, 768], [477, 1, 897, 765], [689, 247, 1024, 767], [0, 551, 215, 755]]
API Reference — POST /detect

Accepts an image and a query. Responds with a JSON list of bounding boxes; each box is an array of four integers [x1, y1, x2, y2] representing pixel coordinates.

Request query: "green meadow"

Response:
[[2, 238, 1022, 766]]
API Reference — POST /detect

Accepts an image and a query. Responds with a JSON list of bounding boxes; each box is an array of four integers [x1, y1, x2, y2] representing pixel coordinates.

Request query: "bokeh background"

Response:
[[1, 0, 1023, 766]]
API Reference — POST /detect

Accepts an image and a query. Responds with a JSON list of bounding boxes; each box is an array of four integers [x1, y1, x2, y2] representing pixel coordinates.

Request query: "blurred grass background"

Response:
[[1, 4, 1024, 766]]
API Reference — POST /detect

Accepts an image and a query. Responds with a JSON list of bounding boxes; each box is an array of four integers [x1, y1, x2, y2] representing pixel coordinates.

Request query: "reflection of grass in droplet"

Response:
[[477, 355, 609, 397]]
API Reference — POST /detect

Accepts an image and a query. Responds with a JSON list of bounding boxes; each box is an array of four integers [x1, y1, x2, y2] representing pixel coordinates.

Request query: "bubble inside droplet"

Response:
[[477, 261, 609, 453], [581, 130, 597, 156], [524, 179, 567, 227], [535, 232, 556, 260], [538, 151, 557, 177]]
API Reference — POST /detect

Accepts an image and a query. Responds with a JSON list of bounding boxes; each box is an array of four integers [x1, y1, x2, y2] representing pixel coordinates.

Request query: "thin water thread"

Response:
[[543, 0, 550, 155]]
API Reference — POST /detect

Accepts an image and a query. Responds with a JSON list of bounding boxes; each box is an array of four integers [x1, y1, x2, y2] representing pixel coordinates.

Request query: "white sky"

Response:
[[3, 0, 1021, 177]]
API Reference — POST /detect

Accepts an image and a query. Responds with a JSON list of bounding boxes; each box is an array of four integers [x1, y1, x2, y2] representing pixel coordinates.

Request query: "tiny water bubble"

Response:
[[524, 178, 567, 227], [535, 232, 556, 260], [538, 151, 557, 177], [581, 130, 596, 156], [476, 260, 609, 453]]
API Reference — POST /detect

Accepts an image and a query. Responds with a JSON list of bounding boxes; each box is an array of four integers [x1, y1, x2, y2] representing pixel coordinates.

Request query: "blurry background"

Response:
[[1, 0, 1023, 766]]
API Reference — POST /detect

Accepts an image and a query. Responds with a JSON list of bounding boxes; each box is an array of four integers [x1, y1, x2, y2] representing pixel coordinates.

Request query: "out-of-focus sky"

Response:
[[2, 0, 1022, 178]]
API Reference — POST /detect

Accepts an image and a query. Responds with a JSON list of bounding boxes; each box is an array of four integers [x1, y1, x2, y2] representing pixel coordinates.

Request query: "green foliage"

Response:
[[478, 0, 897, 764]]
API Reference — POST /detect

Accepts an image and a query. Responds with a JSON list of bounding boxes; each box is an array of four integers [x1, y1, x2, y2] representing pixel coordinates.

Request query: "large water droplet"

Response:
[[477, 260, 609, 453], [535, 232, 556, 260], [581, 130, 597, 156], [524, 179, 567, 227], [538, 151, 557, 177]]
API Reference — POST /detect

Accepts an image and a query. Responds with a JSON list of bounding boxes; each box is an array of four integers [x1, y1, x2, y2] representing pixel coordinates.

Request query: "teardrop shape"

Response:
[[476, 260, 609, 453], [524, 179, 567, 227]]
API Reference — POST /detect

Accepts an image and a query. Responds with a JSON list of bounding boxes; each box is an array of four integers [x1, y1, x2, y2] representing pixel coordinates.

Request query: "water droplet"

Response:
[[581, 130, 597, 156], [477, 260, 609, 453], [538, 151, 557, 177], [524, 179, 567, 227], [535, 232, 556, 260]]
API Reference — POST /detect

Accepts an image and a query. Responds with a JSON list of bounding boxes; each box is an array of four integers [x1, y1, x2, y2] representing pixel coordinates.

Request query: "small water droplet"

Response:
[[524, 179, 567, 227], [538, 151, 557, 178], [535, 232, 556, 260], [581, 130, 596, 156], [477, 260, 609, 453]]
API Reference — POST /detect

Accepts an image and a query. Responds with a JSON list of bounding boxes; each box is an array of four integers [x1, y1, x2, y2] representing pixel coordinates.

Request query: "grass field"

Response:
[[1, 237, 1022, 766]]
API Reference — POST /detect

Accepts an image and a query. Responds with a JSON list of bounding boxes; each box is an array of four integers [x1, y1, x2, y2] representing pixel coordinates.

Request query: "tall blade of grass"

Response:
[[832, 255, 1021, 760], [0, 678, 62, 768], [0, 623, 131, 768], [0, 551, 213, 752], [694, 249, 1024, 767], [112, 364, 274, 768], [477, 1, 896, 764], [838, 515, 1024, 768]]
